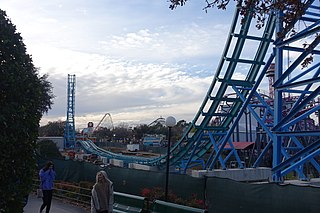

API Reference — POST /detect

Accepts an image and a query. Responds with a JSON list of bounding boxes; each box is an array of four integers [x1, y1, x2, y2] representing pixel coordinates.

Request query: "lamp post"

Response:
[[164, 116, 176, 201]]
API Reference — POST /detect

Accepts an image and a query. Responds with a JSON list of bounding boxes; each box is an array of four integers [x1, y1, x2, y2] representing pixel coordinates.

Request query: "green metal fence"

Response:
[[37, 159, 320, 213], [33, 179, 91, 207], [33, 179, 207, 213]]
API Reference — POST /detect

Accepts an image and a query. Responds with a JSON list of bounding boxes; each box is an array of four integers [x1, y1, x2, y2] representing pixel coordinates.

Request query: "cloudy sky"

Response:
[[2, 0, 252, 129]]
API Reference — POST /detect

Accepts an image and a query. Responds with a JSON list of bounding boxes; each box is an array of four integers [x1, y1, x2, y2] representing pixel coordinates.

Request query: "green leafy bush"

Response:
[[141, 187, 205, 209], [37, 140, 63, 159], [0, 9, 53, 212]]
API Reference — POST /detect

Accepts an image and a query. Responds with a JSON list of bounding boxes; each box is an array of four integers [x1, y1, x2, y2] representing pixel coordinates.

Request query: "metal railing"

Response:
[[33, 179, 91, 208], [33, 179, 207, 212]]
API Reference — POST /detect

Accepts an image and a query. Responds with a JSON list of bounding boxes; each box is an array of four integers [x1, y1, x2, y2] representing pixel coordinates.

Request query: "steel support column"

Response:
[[64, 74, 76, 149]]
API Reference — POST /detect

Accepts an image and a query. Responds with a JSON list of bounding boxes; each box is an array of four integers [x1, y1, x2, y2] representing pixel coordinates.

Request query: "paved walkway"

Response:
[[24, 194, 89, 213]]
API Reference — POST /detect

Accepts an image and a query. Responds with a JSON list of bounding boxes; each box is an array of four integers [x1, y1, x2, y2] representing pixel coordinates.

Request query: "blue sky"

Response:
[[2, 0, 247, 129]]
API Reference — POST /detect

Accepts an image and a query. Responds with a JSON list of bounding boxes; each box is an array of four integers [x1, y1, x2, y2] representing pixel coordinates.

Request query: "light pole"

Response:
[[164, 116, 176, 201]]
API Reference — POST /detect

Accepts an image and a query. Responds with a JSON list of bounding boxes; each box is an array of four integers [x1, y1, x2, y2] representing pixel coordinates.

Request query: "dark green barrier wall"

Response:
[[109, 167, 205, 200], [39, 159, 204, 200], [39, 159, 320, 212], [38, 159, 101, 182], [206, 177, 320, 213]]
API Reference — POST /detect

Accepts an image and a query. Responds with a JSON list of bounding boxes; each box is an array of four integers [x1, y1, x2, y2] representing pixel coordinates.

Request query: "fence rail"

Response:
[[33, 179, 207, 213], [33, 179, 91, 207]]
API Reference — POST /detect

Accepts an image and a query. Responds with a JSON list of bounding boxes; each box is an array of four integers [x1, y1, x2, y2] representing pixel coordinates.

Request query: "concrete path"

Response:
[[24, 194, 89, 213]]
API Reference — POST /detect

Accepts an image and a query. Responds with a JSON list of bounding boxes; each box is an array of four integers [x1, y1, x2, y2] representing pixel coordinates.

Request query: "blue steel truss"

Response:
[[77, 1, 320, 181], [174, 2, 277, 172], [271, 0, 320, 181], [64, 74, 76, 149]]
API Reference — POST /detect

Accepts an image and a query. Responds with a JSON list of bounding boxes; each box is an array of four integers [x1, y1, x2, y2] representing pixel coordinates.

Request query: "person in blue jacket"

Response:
[[39, 161, 56, 213]]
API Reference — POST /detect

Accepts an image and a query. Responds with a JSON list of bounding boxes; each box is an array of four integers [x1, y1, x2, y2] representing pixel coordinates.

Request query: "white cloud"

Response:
[[1, 0, 255, 130], [36, 46, 212, 128], [99, 24, 229, 62]]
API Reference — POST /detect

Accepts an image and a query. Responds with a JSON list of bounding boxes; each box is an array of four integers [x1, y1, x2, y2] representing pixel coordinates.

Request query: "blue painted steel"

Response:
[[73, 0, 320, 183], [285, 136, 320, 173], [279, 140, 306, 179], [278, 65, 320, 127], [274, 36, 320, 87], [253, 139, 273, 168], [64, 74, 76, 149], [206, 132, 227, 169], [275, 131, 320, 137], [277, 23, 320, 47], [77, 140, 154, 164], [272, 139, 320, 173], [180, 3, 277, 171], [309, 5, 320, 9], [234, 94, 273, 139], [273, 8, 285, 182], [143, 3, 252, 168], [224, 138, 244, 169], [282, 46, 320, 54], [282, 105, 320, 129], [273, 86, 320, 131], [281, 148, 320, 177], [207, 50, 275, 170], [277, 77, 320, 90], [270, 0, 319, 181], [305, 11, 320, 17], [179, 0, 319, 180], [182, 132, 205, 172], [281, 89, 313, 94], [284, 62, 320, 85]]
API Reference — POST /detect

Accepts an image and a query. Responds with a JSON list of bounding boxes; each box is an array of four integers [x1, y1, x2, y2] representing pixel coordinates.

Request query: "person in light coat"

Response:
[[91, 171, 114, 213]]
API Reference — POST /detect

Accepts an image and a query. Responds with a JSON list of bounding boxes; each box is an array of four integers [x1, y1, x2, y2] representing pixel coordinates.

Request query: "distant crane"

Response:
[[94, 113, 114, 131]]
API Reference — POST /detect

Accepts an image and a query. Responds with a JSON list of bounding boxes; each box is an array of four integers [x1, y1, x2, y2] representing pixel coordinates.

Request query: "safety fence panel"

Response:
[[206, 177, 320, 213], [38, 159, 205, 201], [38, 159, 320, 213]]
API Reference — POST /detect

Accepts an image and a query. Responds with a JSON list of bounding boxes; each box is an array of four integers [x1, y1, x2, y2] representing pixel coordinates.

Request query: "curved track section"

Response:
[[78, 1, 320, 178], [77, 140, 155, 164], [149, 3, 277, 167], [78, 4, 276, 166]]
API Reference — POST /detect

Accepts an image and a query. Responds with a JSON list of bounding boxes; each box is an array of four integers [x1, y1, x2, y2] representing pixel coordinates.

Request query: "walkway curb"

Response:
[[24, 194, 89, 213]]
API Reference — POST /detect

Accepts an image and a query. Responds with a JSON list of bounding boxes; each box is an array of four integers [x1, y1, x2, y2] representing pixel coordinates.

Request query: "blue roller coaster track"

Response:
[[76, 0, 320, 182]]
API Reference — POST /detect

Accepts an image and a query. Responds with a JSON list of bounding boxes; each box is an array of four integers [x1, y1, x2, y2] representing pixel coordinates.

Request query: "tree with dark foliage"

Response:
[[169, 0, 306, 29], [39, 120, 66, 137], [37, 140, 63, 159], [0, 9, 53, 212]]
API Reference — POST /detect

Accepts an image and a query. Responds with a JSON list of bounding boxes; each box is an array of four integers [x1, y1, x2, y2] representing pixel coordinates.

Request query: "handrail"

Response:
[[33, 179, 206, 212], [33, 179, 148, 211], [33, 179, 91, 207], [152, 200, 208, 213]]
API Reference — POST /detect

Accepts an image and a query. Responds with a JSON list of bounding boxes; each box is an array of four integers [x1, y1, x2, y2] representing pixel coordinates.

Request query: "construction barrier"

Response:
[[37, 159, 320, 213]]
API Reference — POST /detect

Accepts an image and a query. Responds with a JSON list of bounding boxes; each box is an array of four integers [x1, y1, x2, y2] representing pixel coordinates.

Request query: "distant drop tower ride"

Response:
[[64, 74, 76, 149]]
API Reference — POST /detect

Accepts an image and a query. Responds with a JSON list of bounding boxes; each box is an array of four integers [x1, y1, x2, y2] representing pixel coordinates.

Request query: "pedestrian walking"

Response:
[[91, 171, 114, 213], [39, 161, 56, 213]]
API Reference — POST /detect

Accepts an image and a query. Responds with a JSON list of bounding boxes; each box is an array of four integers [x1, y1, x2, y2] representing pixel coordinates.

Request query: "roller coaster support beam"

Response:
[[272, 138, 320, 176], [272, 6, 285, 182], [208, 53, 275, 170], [272, 0, 320, 181], [64, 74, 76, 149]]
